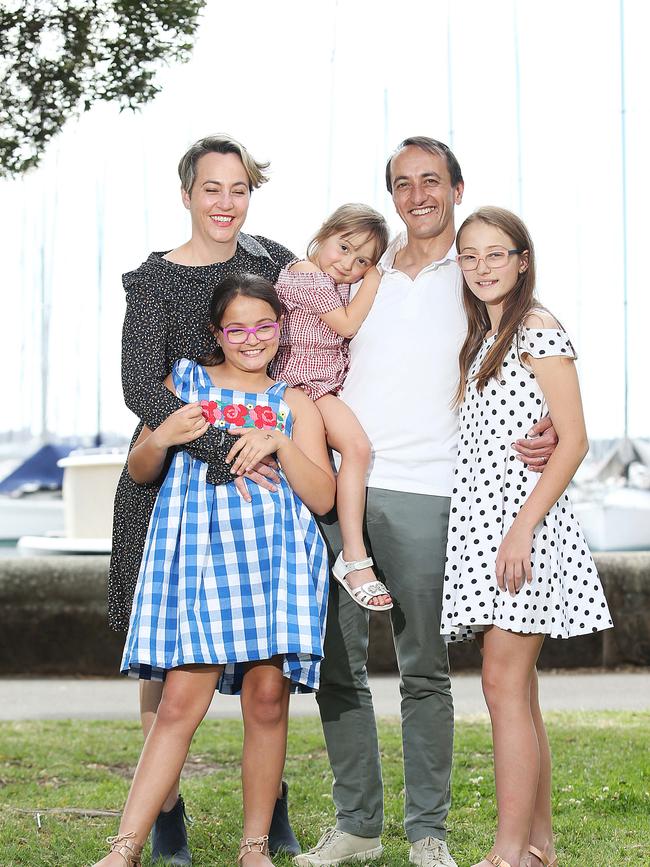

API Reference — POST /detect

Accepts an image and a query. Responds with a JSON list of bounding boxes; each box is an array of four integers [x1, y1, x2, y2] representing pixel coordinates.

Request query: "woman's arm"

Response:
[[128, 374, 209, 483], [127, 424, 164, 484], [128, 403, 209, 484], [225, 389, 336, 515], [496, 353, 588, 593], [319, 267, 381, 339], [121, 283, 233, 484]]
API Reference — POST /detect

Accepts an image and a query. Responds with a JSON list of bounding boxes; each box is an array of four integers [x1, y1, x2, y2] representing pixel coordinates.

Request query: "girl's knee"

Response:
[[156, 691, 202, 731], [243, 678, 288, 727], [481, 663, 532, 714], [340, 432, 371, 465], [481, 667, 502, 712]]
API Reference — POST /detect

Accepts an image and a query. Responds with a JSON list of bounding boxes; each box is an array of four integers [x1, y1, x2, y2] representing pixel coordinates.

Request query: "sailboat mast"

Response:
[[513, 0, 523, 213], [447, 2, 454, 147], [619, 0, 629, 439], [95, 176, 104, 447]]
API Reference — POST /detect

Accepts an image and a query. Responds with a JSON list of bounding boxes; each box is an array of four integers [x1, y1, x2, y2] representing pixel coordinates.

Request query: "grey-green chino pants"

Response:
[[316, 487, 453, 843]]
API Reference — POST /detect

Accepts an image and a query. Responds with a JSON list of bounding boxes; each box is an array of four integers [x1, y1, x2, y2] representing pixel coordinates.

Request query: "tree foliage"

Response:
[[0, 0, 205, 177]]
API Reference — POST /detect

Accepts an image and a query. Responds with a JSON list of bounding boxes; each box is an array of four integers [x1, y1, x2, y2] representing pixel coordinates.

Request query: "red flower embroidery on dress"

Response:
[[200, 400, 222, 424], [223, 404, 249, 426], [251, 405, 278, 430]]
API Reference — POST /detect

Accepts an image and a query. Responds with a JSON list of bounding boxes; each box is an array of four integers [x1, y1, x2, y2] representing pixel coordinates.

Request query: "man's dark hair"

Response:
[[385, 136, 464, 192]]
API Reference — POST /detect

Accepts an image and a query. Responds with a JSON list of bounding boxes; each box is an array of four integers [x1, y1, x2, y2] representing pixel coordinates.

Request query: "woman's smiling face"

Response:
[[182, 151, 251, 249]]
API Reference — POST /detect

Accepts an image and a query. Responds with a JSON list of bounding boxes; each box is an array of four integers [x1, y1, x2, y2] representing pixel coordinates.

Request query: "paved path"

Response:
[[2, 671, 648, 721]]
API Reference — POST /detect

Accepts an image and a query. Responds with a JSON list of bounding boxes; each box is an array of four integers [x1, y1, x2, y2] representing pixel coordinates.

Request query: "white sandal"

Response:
[[332, 552, 393, 612]]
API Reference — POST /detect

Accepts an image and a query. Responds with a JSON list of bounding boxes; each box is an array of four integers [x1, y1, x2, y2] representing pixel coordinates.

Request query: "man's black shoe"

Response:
[[269, 780, 301, 856], [152, 794, 192, 865]]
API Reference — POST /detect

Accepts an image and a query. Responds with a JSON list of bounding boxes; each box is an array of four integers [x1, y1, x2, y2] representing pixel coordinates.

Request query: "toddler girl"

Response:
[[271, 203, 392, 611], [441, 207, 612, 867]]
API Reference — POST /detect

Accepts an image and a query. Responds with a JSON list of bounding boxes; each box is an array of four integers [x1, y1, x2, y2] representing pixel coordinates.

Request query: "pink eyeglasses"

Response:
[[220, 321, 280, 344]]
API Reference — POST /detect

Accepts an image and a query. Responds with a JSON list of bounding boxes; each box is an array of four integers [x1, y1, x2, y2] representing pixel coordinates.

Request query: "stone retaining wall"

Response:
[[0, 556, 123, 676], [369, 551, 650, 672], [0, 552, 648, 676]]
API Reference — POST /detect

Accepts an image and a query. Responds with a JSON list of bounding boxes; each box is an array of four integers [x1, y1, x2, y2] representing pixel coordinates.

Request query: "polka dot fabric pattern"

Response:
[[441, 327, 613, 641], [108, 235, 295, 633]]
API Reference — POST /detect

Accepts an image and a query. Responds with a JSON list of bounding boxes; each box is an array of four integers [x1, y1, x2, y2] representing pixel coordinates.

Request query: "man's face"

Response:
[[389, 145, 463, 242]]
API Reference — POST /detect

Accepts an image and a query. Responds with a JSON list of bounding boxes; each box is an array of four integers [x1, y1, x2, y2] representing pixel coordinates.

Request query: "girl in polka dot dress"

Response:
[[270, 204, 394, 612], [441, 207, 612, 867]]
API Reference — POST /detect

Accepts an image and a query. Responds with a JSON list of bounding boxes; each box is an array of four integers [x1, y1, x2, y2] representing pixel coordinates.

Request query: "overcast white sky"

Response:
[[2, 0, 648, 442]]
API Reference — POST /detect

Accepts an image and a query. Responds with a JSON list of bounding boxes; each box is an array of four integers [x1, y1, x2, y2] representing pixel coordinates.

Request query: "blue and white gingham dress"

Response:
[[121, 359, 329, 694]]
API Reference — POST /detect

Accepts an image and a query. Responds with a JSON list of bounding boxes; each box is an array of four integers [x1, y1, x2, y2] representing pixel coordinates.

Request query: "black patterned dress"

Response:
[[108, 234, 294, 632]]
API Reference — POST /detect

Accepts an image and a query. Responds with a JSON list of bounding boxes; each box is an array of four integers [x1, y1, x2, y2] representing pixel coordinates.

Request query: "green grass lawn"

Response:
[[0, 713, 648, 866]]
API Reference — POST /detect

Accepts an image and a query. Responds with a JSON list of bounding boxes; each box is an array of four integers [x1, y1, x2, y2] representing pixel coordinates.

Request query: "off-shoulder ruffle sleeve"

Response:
[[275, 267, 344, 315], [518, 327, 577, 360]]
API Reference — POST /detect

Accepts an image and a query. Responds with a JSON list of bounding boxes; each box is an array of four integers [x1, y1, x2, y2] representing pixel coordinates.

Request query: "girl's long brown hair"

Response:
[[454, 207, 540, 406]]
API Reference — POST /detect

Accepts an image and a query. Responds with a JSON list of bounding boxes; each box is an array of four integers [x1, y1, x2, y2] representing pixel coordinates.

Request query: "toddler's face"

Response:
[[315, 232, 377, 285]]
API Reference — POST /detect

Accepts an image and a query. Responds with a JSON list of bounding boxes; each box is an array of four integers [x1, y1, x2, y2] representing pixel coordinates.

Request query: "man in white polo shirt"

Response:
[[295, 137, 555, 867]]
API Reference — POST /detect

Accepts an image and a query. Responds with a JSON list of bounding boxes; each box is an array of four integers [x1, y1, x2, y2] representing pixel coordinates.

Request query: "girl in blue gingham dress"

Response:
[[97, 275, 335, 867], [121, 363, 328, 694]]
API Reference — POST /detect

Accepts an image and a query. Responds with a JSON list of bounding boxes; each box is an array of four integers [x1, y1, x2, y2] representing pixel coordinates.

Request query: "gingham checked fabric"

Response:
[[121, 359, 329, 694], [270, 265, 350, 401]]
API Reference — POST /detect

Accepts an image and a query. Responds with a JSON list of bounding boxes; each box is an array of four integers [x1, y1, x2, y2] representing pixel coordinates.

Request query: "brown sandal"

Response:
[[105, 832, 143, 866], [486, 855, 513, 867], [529, 844, 558, 866], [238, 834, 271, 864]]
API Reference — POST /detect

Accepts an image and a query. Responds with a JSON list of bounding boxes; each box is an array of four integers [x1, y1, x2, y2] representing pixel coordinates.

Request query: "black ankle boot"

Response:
[[268, 780, 301, 856], [151, 795, 192, 865]]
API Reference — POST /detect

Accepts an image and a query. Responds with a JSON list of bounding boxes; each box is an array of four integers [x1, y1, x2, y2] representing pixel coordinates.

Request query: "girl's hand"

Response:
[[226, 428, 286, 475], [152, 403, 209, 448], [495, 523, 534, 596]]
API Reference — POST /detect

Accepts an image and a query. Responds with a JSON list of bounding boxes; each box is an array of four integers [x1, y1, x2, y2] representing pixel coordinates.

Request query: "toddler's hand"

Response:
[[153, 403, 209, 448], [226, 428, 286, 476], [495, 523, 534, 596]]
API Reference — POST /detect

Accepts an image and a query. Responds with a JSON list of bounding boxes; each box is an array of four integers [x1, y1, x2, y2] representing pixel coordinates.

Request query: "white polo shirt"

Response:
[[339, 233, 467, 497]]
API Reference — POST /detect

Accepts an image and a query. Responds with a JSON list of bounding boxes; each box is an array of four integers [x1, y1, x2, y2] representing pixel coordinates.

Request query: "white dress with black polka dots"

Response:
[[441, 326, 613, 641]]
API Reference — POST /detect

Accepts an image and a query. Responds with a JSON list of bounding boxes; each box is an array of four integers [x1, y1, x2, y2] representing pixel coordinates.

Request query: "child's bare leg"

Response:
[[239, 658, 291, 865], [474, 627, 544, 867], [94, 665, 221, 866], [316, 394, 391, 606], [140, 679, 181, 812], [528, 669, 556, 865]]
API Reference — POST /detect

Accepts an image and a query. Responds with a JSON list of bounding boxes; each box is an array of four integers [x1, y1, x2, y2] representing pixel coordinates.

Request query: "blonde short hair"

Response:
[[178, 134, 270, 194], [307, 203, 390, 264]]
